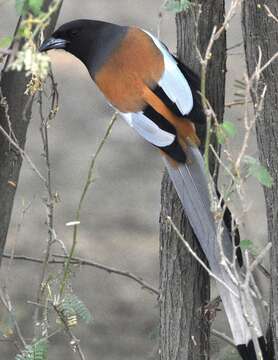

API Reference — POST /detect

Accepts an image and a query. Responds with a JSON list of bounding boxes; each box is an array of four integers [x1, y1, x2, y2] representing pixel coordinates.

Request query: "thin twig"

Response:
[[0, 119, 47, 185], [3, 198, 34, 292], [256, 50, 278, 76], [264, 4, 278, 23], [227, 41, 243, 52], [167, 217, 238, 297], [211, 328, 236, 348], [33, 69, 59, 339], [55, 254, 159, 296], [0, 289, 26, 348], [2, 253, 159, 296], [248, 243, 272, 275], [249, 254, 270, 279], [59, 112, 117, 296], [209, 144, 236, 181], [52, 303, 86, 360], [225, 100, 252, 108]]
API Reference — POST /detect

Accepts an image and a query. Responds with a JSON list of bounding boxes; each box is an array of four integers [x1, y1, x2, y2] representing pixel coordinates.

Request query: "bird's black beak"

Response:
[[39, 37, 68, 52]]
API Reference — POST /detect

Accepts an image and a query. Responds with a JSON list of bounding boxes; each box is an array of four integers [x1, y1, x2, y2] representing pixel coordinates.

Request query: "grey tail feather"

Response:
[[162, 146, 266, 357]]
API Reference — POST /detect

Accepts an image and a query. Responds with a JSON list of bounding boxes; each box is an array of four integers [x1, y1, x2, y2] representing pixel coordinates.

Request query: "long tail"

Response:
[[163, 146, 268, 360]]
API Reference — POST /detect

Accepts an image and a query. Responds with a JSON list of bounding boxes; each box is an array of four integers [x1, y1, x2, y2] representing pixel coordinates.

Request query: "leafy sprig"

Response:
[[15, 339, 48, 360], [16, 0, 44, 16], [163, 0, 191, 13]]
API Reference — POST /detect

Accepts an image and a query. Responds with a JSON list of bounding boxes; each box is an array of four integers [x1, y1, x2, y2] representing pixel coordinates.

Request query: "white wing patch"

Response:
[[143, 30, 193, 116], [120, 112, 175, 147]]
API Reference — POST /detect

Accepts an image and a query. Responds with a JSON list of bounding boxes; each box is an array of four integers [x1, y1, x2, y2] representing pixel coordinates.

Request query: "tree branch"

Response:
[[2, 253, 159, 296]]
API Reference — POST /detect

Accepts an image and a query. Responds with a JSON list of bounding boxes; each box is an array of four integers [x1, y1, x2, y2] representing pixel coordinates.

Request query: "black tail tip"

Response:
[[237, 337, 270, 360]]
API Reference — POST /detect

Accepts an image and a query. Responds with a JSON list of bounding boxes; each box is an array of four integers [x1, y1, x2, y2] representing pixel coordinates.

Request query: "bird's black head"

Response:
[[39, 19, 127, 73], [39, 20, 95, 64]]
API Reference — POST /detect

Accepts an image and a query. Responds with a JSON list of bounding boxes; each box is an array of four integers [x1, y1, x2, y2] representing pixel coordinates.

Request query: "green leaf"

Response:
[[164, 0, 191, 13], [15, 0, 26, 15], [240, 239, 253, 251], [216, 121, 236, 144], [28, 0, 43, 15], [244, 156, 273, 188], [216, 126, 226, 144], [15, 0, 43, 15], [15, 339, 48, 360], [57, 294, 93, 327], [0, 36, 12, 49], [239, 239, 258, 256], [222, 121, 237, 137], [18, 26, 32, 39]]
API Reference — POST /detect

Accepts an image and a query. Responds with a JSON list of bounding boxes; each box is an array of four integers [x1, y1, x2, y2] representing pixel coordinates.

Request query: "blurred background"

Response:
[[0, 1, 268, 359]]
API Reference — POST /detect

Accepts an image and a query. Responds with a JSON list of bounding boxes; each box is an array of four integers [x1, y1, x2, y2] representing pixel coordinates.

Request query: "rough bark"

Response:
[[242, 1, 278, 358], [0, 0, 62, 265], [159, 1, 226, 359]]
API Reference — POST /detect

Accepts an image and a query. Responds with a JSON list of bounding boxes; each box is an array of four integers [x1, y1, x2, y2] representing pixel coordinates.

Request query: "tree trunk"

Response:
[[0, 0, 62, 265], [159, 1, 226, 359], [242, 1, 278, 358]]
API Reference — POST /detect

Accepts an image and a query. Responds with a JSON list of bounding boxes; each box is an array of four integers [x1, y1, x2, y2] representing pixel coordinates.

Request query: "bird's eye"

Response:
[[68, 29, 79, 37]]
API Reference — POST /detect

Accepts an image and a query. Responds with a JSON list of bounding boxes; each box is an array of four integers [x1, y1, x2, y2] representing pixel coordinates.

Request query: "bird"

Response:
[[39, 19, 268, 360]]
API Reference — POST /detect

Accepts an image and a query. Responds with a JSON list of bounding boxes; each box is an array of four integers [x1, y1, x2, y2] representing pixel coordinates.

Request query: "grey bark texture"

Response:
[[0, 1, 62, 265], [242, 1, 278, 358], [159, 1, 226, 359]]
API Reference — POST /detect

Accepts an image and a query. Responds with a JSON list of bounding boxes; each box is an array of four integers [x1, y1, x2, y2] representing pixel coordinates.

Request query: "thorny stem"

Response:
[[34, 71, 59, 338], [59, 113, 117, 296]]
